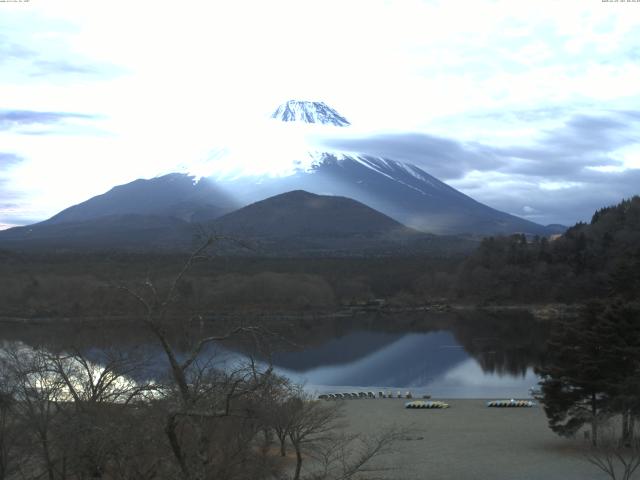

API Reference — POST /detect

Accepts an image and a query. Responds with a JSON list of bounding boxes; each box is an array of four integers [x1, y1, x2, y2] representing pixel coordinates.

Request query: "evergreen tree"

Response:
[[536, 303, 612, 446], [597, 302, 640, 445], [537, 302, 640, 446]]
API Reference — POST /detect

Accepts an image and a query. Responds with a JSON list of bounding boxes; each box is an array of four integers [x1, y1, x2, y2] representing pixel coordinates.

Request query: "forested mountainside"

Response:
[[456, 196, 640, 302]]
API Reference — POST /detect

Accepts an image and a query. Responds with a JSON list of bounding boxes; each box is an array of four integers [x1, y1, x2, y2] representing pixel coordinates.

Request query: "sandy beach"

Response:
[[339, 399, 603, 480]]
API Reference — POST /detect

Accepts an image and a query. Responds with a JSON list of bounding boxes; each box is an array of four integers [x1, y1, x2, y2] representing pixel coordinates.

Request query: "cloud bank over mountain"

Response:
[[317, 110, 640, 225]]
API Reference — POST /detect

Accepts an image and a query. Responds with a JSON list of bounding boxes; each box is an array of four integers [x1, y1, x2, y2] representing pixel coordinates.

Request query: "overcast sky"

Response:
[[1, 0, 639, 228]]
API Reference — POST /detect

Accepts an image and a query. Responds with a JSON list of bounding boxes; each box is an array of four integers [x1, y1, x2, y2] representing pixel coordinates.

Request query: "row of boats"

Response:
[[486, 399, 536, 408], [405, 400, 449, 409], [404, 399, 536, 409], [318, 392, 536, 408], [318, 391, 430, 400]]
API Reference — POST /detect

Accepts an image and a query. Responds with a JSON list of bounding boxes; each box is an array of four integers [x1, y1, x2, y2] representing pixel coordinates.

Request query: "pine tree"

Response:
[[597, 302, 640, 445], [537, 302, 640, 446], [536, 303, 612, 446]]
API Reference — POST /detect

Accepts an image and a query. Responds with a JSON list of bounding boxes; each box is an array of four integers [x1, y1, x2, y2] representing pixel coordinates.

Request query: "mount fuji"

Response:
[[211, 100, 551, 236], [0, 101, 557, 252]]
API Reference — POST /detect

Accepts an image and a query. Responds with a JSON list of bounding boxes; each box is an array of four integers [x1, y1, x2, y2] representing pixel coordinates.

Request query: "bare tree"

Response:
[[287, 395, 344, 480], [283, 392, 403, 480], [265, 379, 297, 457], [0, 358, 28, 480], [4, 347, 67, 480], [1, 341, 163, 480], [585, 422, 640, 480], [117, 235, 287, 480], [47, 348, 158, 479], [310, 428, 403, 480]]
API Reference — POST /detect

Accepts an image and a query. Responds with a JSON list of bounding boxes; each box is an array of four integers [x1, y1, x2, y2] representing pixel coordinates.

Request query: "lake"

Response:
[[0, 309, 551, 399]]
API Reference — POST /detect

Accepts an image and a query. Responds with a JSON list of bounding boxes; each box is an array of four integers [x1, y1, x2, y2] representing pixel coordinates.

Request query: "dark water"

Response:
[[0, 310, 550, 399]]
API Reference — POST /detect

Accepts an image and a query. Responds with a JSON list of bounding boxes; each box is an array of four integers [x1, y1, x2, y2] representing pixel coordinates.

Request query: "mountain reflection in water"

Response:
[[0, 311, 550, 398], [272, 330, 540, 398]]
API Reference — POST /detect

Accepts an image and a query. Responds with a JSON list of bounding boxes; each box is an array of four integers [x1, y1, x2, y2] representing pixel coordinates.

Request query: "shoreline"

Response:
[[0, 302, 580, 325]]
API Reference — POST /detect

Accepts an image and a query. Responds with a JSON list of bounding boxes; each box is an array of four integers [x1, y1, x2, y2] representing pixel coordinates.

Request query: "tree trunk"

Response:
[[260, 428, 272, 455], [275, 430, 287, 457], [590, 393, 598, 447], [293, 445, 302, 480], [151, 327, 191, 406], [165, 413, 191, 480], [623, 410, 631, 447], [40, 436, 56, 480]]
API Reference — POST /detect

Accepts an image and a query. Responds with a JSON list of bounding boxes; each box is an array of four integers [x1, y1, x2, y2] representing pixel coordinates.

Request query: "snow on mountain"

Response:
[[271, 100, 350, 126]]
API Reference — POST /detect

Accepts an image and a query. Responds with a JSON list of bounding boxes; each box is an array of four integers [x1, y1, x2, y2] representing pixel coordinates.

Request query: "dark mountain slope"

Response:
[[0, 214, 194, 251], [208, 190, 476, 256], [212, 190, 412, 238], [46, 173, 236, 225], [0, 190, 475, 255]]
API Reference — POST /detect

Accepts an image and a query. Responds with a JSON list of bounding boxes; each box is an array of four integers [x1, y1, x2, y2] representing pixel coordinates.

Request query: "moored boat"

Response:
[[487, 399, 535, 408]]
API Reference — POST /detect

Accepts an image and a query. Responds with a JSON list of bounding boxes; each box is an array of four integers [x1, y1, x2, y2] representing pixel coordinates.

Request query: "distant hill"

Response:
[[209, 190, 470, 255], [212, 190, 412, 237]]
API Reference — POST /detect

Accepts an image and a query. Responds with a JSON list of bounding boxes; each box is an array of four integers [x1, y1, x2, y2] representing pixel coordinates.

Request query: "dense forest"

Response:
[[0, 253, 463, 318], [0, 197, 638, 319], [457, 196, 640, 303]]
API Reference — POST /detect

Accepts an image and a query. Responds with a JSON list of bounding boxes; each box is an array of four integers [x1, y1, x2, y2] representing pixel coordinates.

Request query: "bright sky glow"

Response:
[[1, 0, 639, 227]]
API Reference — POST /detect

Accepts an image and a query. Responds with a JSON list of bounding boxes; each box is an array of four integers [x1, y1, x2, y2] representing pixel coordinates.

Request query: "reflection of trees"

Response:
[[449, 310, 551, 376]]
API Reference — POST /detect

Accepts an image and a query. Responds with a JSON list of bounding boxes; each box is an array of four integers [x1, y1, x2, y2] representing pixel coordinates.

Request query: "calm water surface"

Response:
[[272, 330, 540, 398], [0, 311, 549, 399]]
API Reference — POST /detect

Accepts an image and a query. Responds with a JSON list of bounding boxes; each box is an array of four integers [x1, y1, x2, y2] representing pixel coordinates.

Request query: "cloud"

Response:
[[0, 109, 95, 133], [30, 59, 97, 76], [0, 31, 109, 79], [0, 153, 25, 226], [452, 168, 640, 226], [319, 133, 506, 180], [0, 153, 23, 167], [322, 111, 639, 180], [0, 38, 33, 63], [495, 113, 637, 177], [317, 111, 640, 225]]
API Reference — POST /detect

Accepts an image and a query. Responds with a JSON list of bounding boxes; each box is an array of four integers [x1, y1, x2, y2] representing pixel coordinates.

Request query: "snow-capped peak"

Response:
[[271, 100, 350, 127]]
